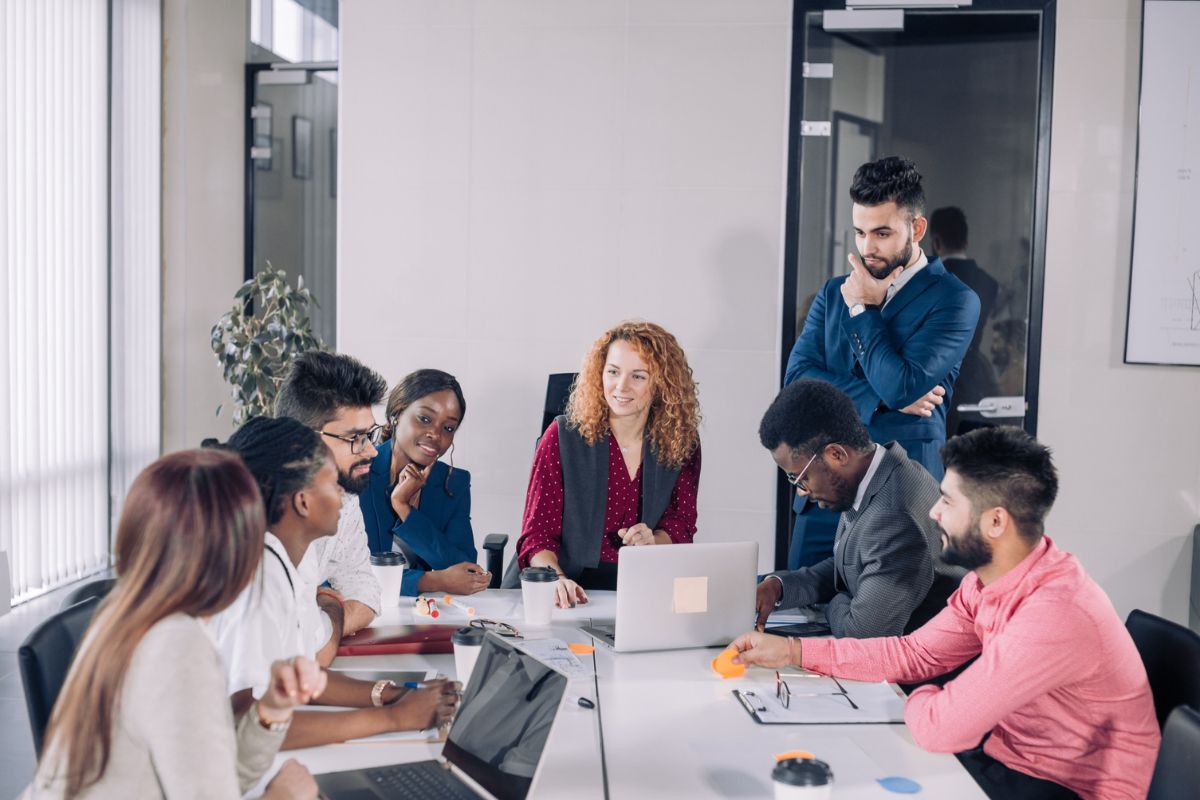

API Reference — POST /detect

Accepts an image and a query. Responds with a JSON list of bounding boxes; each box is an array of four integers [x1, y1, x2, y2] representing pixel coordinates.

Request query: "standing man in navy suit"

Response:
[[783, 157, 980, 568]]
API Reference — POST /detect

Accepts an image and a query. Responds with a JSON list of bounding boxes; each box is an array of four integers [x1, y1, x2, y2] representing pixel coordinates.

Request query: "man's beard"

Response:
[[940, 522, 993, 570], [818, 470, 859, 513], [862, 236, 913, 280], [338, 459, 372, 495]]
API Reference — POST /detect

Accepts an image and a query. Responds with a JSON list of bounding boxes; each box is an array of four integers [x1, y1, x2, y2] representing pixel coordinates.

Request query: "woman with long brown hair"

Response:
[[511, 320, 702, 607], [26, 449, 324, 799]]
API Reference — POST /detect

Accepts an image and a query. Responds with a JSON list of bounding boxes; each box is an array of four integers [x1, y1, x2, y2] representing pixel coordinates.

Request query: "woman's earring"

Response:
[[444, 443, 456, 497]]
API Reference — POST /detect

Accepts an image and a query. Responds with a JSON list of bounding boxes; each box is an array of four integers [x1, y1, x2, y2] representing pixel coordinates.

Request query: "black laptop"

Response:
[[316, 632, 569, 800]]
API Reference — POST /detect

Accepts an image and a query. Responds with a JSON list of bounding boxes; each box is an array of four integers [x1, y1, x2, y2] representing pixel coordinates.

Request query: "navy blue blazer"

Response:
[[359, 440, 476, 597], [786, 256, 980, 463]]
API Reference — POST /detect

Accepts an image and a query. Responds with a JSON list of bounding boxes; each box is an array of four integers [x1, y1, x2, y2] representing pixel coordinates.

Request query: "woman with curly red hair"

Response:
[[511, 321, 702, 607]]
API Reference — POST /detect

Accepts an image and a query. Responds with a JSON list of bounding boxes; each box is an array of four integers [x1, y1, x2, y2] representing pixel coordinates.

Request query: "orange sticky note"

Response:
[[711, 646, 746, 679], [568, 643, 595, 655]]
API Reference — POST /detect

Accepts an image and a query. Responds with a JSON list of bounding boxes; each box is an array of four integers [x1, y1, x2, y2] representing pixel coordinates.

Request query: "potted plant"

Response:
[[210, 264, 324, 425]]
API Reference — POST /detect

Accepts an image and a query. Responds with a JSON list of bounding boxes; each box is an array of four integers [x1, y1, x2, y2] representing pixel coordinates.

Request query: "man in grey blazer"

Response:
[[755, 379, 963, 637]]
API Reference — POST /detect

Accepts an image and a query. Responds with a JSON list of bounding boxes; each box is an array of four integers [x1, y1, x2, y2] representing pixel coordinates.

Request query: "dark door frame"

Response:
[[775, 0, 1057, 569]]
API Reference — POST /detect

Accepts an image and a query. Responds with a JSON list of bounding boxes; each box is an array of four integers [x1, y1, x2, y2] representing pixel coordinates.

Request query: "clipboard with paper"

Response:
[[732, 670, 906, 724]]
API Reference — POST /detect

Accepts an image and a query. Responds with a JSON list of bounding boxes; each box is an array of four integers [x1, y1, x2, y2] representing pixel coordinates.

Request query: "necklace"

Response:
[[618, 437, 643, 454]]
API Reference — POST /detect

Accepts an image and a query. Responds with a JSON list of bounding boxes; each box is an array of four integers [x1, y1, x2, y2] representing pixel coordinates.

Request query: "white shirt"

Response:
[[883, 249, 929, 306], [212, 532, 314, 698], [299, 493, 382, 614], [852, 443, 886, 512]]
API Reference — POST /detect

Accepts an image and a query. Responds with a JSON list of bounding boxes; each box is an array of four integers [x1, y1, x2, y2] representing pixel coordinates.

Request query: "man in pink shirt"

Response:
[[732, 427, 1159, 800]]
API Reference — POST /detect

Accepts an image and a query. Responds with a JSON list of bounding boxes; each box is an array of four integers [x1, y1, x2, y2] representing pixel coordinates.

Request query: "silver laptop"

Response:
[[582, 541, 758, 652], [316, 633, 568, 800]]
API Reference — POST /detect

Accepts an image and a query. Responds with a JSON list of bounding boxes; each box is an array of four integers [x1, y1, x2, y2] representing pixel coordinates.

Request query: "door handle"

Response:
[[955, 396, 1025, 419]]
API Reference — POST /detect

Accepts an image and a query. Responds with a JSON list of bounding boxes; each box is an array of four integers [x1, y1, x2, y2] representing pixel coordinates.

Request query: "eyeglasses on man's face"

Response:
[[319, 424, 384, 454], [784, 449, 822, 493]]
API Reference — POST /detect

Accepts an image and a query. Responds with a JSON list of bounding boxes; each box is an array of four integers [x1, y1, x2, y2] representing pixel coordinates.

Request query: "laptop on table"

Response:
[[316, 633, 569, 800], [582, 541, 758, 652]]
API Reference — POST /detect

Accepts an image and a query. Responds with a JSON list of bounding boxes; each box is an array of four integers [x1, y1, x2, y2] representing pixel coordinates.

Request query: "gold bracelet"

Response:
[[255, 702, 292, 732]]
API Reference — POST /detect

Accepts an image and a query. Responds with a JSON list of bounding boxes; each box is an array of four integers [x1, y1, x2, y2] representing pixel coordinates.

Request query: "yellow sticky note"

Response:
[[672, 576, 708, 614]]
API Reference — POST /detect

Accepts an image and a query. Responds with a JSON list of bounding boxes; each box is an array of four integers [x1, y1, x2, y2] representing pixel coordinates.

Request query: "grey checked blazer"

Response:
[[770, 442, 962, 638]]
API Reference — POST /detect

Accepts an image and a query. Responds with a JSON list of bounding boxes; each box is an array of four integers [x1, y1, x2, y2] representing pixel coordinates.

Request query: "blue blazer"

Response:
[[785, 256, 980, 467], [359, 440, 477, 597]]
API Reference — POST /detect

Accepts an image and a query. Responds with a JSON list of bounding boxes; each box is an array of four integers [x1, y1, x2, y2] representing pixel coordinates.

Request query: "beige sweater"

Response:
[[26, 613, 286, 799]]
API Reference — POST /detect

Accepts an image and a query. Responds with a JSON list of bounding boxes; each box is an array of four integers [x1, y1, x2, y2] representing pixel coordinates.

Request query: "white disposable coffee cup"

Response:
[[772, 758, 833, 800], [369, 552, 405, 606], [520, 566, 558, 626], [452, 626, 486, 690]]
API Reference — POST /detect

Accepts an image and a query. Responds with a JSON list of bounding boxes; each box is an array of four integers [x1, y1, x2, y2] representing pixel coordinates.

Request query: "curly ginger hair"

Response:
[[566, 320, 701, 469]]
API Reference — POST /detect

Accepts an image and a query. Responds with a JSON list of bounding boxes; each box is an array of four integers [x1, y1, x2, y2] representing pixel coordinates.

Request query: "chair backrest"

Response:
[[60, 577, 117, 611], [18, 596, 102, 754], [1126, 608, 1200, 728], [1147, 705, 1200, 800], [540, 373, 577, 436]]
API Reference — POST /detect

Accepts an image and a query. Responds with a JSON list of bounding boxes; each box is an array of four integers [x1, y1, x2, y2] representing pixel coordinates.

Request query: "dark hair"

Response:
[[383, 369, 467, 496], [45, 450, 264, 798], [274, 350, 387, 429], [940, 426, 1058, 542], [849, 156, 925, 220], [216, 416, 328, 525], [929, 206, 968, 251], [759, 379, 872, 456], [382, 369, 467, 440]]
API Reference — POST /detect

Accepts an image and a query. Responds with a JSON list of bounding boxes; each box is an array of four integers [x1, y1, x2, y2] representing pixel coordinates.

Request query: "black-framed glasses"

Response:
[[469, 618, 522, 638], [319, 424, 384, 454], [784, 449, 821, 493], [775, 670, 858, 710]]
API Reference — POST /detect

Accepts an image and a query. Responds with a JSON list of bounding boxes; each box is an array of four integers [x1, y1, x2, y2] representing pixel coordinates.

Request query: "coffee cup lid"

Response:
[[452, 626, 486, 646], [369, 551, 405, 566], [772, 758, 833, 787], [520, 566, 558, 583]]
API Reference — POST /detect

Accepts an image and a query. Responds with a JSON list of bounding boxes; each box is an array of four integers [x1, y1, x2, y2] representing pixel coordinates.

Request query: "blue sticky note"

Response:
[[877, 776, 922, 794]]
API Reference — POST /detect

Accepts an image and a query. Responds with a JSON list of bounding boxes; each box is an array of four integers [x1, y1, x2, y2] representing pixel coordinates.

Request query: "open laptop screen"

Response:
[[441, 633, 568, 800]]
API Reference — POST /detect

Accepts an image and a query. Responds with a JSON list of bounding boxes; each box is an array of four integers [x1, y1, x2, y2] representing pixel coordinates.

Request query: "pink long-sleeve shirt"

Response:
[[801, 536, 1159, 800]]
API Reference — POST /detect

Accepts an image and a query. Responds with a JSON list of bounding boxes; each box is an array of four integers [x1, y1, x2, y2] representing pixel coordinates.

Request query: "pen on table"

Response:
[[443, 595, 476, 615]]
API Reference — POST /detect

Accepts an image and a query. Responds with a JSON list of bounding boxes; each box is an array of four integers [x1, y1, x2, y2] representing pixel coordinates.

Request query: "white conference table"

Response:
[[264, 590, 985, 799]]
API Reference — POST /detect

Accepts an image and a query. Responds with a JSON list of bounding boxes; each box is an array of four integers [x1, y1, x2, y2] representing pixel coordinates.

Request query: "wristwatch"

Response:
[[848, 302, 878, 318], [255, 703, 292, 733], [371, 678, 397, 707]]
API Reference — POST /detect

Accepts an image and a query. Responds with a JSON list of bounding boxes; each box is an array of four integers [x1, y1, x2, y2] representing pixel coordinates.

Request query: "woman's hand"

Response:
[[434, 562, 491, 595], [555, 575, 589, 608], [384, 679, 462, 731], [390, 461, 431, 518], [263, 759, 318, 799], [618, 522, 656, 546], [260, 656, 326, 722]]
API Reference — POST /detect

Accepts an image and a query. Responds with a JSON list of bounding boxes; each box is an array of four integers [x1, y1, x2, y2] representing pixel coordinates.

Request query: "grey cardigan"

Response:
[[26, 613, 286, 799], [770, 442, 961, 638]]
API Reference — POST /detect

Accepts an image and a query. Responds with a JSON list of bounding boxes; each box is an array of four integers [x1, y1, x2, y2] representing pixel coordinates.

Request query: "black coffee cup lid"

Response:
[[520, 566, 558, 583], [452, 626, 486, 645], [772, 758, 833, 787], [369, 551, 404, 566]]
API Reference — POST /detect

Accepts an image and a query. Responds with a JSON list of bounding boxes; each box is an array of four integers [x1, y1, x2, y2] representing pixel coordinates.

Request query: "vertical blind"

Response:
[[1, 0, 161, 604]]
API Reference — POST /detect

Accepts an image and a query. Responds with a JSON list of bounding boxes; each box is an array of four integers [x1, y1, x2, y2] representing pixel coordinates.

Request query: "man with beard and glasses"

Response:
[[783, 157, 980, 573], [732, 427, 1159, 800], [275, 350, 388, 663], [753, 380, 962, 637]]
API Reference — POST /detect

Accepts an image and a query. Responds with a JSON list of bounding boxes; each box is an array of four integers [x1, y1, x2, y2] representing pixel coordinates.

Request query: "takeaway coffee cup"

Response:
[[369, 551, 405, 606], [452, 626, 486, 690], [772, 757, 833, 800], [520, 566, 559, 626]]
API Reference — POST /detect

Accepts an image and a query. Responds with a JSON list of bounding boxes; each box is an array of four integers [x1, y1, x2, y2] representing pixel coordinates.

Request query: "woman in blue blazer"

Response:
[[359, 370, 490, 597]]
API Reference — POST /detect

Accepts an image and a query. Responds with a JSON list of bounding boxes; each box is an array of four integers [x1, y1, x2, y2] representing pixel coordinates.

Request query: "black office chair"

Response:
[[19, 595, 102, 754], [1147, 705, 1200, 800], [541, 373, 577, 435], [1126, 609, 1200, 729], [59, 576, 117, 610]]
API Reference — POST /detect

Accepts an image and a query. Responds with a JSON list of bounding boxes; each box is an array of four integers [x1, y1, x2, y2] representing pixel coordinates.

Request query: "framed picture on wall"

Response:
[[330, 127, 337, 198], [292, 115, 313, 180]]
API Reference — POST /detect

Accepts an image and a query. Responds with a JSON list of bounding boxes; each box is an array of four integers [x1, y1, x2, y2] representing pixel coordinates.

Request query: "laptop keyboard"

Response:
[[365, 761, 478, 799]]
